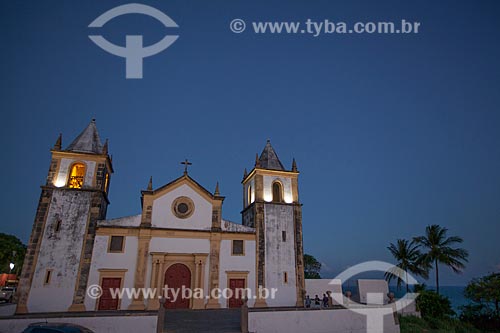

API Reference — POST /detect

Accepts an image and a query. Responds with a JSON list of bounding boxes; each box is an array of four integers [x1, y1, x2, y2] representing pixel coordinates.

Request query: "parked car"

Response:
[[0, 286, 15, 302], [22, 323, 94, 333]]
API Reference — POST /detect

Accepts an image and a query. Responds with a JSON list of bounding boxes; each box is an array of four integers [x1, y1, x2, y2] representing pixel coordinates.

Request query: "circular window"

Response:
[[172, 196, 195, 219], [177, 203, 189, 214]]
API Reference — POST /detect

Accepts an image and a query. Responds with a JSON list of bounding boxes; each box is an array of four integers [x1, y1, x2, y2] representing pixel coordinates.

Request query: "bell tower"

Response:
[[16, 119, 113, 313], [242, 140, 305, 307]]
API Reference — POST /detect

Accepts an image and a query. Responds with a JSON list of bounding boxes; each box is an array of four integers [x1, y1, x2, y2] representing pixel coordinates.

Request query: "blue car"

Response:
[[22, 323, 94, 333]]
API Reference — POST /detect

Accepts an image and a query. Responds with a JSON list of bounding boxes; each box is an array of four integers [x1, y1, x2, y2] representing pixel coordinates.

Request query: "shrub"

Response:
[[416, 290, 455, 319], [461, 273, 500, 331], [399, 315, 481, 333]]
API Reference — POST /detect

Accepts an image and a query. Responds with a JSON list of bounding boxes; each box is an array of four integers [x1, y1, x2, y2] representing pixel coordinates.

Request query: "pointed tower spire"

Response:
[[66, 119, 103, 154], [147, 176, 153, 191], [292, 158, 298, 172], [102, 139, 109, 155], [214, 182, 220, 196], [53, 133, 62, 151], [255, 153, 261, 168], [258, 140, 284, 170], [243, 168, 248, 179]]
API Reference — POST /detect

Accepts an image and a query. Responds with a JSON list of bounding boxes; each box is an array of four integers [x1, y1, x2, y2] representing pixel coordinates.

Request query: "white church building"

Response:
[[16, 120, 306, 313]]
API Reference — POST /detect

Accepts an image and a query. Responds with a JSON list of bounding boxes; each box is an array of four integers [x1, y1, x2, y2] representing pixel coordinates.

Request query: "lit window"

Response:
[[247, 185, 252, 206], [232, 240, 244, 256], [109, 236, 124, 253], [68, 163, 86, 189], [104, 173, 109, 193], [272, 182, 283, 203]]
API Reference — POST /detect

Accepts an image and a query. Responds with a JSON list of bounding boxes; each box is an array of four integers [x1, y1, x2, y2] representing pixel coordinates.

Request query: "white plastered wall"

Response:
[[85, 235, 139, 310], [219, 239, 256, 308], [262, 175, 293, 203], [151, 184, 212, 230], [27, 190, 91, 312], [264, 204, 297, 306], [146, 237, 211, 301]]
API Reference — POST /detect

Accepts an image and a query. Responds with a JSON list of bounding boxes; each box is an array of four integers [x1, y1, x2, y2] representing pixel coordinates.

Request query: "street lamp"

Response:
[[9, 263, 14, 274]]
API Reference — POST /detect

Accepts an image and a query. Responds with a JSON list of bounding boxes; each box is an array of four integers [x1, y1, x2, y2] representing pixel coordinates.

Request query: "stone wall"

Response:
[[70, 190, 108, 310], [16, 188, 53, 313], [27, 190, 92, 312], [264, 204, 297, 306]]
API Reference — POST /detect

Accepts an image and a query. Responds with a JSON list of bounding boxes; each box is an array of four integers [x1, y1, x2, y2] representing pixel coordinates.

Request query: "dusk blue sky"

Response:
[[1, 0, 499, 286]]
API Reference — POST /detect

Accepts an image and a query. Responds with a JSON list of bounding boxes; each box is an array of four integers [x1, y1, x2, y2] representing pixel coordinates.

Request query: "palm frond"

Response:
[[414, 224, 469, 290]]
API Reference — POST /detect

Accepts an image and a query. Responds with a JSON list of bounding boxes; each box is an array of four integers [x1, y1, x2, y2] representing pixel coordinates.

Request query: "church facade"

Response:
[[16, 120, 305, 313]]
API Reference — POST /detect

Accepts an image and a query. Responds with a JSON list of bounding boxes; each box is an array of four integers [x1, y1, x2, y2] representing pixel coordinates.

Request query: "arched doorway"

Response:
[[164, 263, 191, 309]]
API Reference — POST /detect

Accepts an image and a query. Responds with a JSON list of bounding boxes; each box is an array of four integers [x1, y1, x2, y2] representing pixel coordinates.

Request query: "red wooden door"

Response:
[[164, 263, 191, 309], [98, 277, 121, 310], [228, 279, 245, 308]]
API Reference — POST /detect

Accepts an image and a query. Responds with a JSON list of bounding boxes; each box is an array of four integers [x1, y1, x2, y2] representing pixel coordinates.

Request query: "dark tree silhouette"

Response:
[[0, 233, 26, 275], [304, 254, 321, 279], [384, 239, 429, 292], [414, 225, 468, 294]]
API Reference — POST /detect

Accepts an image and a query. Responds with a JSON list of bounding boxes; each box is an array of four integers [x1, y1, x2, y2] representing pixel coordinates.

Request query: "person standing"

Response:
[[314, 295, 321, 308], [327, 291, 333, 307], [322, 294, 329, 308]]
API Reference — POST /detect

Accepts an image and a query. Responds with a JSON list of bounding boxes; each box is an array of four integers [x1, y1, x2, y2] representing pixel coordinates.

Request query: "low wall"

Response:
[[0, 311, 157, 333], [248, 307, 400, 333], [0, 304, 16, 317]]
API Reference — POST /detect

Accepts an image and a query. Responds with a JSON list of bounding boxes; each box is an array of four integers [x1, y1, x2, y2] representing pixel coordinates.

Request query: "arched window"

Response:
[[68, 163, 86, 189], [104, 173, 110, 193], [247, 185, 252, 205], [272, 181, 283, 203]]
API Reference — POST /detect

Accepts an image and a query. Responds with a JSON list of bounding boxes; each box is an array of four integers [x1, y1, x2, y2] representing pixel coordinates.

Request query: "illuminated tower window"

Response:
[[104, 173, 109, 193], [272, 181, 283, 203], [247, 185, 252, 205], [68, 163, 86, 189]]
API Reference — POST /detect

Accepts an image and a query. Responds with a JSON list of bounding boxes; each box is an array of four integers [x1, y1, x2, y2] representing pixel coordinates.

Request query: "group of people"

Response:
[[304, 292, 333, 309]]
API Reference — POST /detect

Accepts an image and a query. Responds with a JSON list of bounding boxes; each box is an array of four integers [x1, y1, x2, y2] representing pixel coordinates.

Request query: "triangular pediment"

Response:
[[144, 174, 222, 231], [144, 174, 221, 203]]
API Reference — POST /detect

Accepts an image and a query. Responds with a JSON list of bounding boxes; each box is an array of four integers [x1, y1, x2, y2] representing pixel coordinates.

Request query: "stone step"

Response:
[[164, 308, 241, 333]]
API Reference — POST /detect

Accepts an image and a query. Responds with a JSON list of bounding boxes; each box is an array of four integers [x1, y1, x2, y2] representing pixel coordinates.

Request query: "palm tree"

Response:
[[414, 224, 469, 294], [384, 239, 429, 292]]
